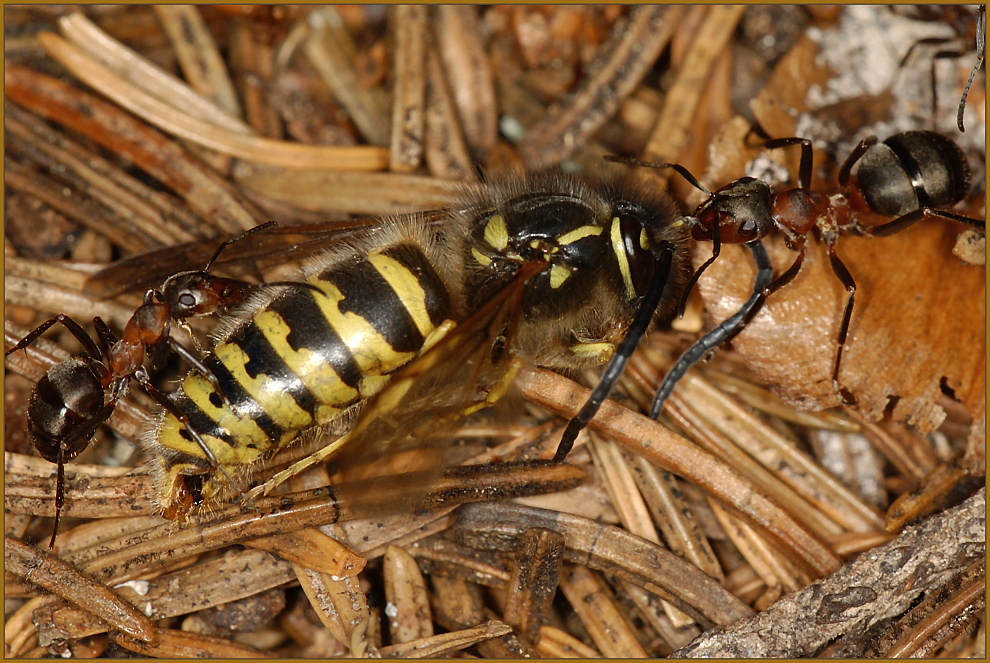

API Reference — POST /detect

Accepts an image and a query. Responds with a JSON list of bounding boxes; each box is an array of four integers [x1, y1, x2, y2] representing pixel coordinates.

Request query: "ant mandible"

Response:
[[5, 221, 312, 548], [612, 128, 983, 419]]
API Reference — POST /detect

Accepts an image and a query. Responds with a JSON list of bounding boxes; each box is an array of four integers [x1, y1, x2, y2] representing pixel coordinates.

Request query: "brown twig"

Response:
[[673, 488, 985, 657]]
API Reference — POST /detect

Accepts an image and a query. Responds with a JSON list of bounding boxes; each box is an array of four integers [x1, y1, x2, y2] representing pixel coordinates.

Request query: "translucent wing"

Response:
[[84, 213, 452, 299]]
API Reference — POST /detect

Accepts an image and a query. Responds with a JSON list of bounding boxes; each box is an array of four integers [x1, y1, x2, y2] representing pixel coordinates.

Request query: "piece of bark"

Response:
[[673, 488, 985, 657]]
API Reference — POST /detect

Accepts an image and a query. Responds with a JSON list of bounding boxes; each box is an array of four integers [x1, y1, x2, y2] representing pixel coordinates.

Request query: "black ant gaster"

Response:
[[613, 129, 984, 418], [5, 222, 306, 548]]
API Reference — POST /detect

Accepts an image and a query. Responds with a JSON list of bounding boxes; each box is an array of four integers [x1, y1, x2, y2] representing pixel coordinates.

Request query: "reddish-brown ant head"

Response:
[[694, 177, 775, 244], [161, 272, 247, 320]]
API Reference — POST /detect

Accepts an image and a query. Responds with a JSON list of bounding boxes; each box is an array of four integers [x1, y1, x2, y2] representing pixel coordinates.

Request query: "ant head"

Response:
[[161, 272, 246, 320], [696, 177, 775, 243]]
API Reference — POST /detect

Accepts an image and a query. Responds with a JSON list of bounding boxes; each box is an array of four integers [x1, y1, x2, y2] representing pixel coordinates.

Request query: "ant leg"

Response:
[[91, 317, 117, 361], [164, 337, 228, 397], [676, 212, 722, 318], [837, 136, 878, 187], [650, 240, 774, 418], [726, 244, 807, 343], [825, 246, 857, 406], [554, 244, 676, 462], [864, 206, 985, 237], [131, 367, 253, 507], [42, 395, 119, 549], [50, 445, 65, 550], [6, 314, 102, 359], [759, 137, 814, 190], [743, 125, 814, 189]]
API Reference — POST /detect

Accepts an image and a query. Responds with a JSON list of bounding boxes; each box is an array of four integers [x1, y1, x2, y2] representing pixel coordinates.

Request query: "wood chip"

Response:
[[674, 488, 985, 657], [558, 564, 648, 657], [388, 6, 427, 172]]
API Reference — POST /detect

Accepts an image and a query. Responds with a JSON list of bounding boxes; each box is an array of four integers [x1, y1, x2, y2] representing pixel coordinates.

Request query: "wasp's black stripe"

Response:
[[382, 243, 452, 327], [230, 320, 319, 416], [203, 355, 283, 442], [173, 392, 239, 449], [325, 256, 424, 353], [268, 288, 363, 391]]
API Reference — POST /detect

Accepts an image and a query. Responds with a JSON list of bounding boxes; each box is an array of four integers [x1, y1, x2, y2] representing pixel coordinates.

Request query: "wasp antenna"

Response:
[[650, 240, 774, 418], [554, 245, 675, 462]]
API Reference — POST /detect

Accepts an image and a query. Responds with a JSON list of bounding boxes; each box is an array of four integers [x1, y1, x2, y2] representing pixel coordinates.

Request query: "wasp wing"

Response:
[[84, 213, 452, 299]]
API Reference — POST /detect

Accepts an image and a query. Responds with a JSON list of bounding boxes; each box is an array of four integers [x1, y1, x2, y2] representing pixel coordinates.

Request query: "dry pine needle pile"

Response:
[[3, 5, 986, 659]]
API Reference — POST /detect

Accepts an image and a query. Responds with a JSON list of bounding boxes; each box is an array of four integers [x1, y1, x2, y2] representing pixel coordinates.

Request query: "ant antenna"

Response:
[[203, 220, 279, 272], [958, 5, 985, 132]]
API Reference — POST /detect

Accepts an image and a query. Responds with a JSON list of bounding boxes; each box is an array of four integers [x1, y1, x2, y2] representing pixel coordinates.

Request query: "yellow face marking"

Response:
[[639, 228, 651, 250], [483, 213, 509, 250], [215, 343, 313, 431], [557, 225, 603, 245], [472, 247, 492, 266], [610, 217, 636, 299], [529, 239, 540, 249], [254, 309, 360, 407], [310, 278, 416, 375], [368, 251, 436, 339], [570, 341, 615, 361], [549, 263, 571, 289]]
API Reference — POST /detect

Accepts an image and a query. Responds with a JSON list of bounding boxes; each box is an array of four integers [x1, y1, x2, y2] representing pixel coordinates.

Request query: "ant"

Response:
[[5, 221, 313, 548], [611, 128, 984, 419]]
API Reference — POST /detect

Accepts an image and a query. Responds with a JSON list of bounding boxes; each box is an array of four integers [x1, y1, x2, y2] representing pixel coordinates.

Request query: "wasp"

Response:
[[82, 174, 695, 518]]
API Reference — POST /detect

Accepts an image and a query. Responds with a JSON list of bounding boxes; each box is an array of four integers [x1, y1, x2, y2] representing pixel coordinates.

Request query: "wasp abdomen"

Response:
[[152, 239, 455, 504]]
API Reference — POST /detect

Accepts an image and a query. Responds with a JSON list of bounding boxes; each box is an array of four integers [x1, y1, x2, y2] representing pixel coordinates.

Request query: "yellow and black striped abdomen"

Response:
[[152, 241, 453, 504]]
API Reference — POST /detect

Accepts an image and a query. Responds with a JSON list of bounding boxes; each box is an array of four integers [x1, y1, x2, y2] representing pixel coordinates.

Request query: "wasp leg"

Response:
[[554, 244, 676, 462]]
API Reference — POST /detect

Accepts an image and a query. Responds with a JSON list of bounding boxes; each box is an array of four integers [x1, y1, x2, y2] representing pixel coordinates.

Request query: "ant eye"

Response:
[[178, 292, 197, 308]]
